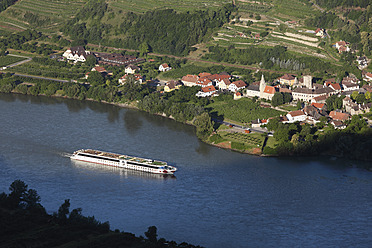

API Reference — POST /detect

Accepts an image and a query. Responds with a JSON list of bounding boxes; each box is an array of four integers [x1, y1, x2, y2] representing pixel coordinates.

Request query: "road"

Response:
[[13, 73, 69, 83], [4, 54, 32, 68]]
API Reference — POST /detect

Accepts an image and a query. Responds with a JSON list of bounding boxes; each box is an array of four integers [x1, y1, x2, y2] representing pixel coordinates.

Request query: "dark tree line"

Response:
[[0, 180, 202, 247]]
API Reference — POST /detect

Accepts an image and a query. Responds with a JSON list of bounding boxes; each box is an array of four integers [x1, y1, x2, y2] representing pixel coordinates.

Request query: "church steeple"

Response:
[[259, 74, 265, 98]]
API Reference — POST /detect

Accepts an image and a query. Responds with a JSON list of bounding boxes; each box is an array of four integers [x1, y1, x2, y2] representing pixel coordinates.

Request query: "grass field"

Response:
[[0, 56, 26, 67], [0, 0, 86, 33], [207, 98, 284, 124], [219, 131, 266, 151]]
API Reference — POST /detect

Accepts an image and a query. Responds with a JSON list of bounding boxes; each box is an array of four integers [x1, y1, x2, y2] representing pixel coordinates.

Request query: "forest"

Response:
[[61, 1, 234, 56], [0, 180, 202, 247]]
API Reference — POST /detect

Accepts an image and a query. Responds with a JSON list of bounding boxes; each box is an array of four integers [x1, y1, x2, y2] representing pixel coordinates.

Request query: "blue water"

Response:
[[0, 93, 371, 247]]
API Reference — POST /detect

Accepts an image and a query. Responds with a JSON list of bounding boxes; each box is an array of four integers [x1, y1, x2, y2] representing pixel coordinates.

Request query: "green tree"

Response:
[[193, 113, 213, 139], [139, 42, 150, 57], [88, 71, 105, 86], [85, 55, 97, 67], [271, 92, 284, 107]]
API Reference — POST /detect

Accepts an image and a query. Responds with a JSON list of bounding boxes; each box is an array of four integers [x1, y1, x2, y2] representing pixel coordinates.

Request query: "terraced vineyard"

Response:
[[0, 0, 86, 33], [108, 0, 230, 13]]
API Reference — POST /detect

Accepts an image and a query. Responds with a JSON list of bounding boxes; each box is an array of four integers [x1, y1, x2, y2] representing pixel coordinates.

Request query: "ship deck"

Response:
[[81, 149, 167, 166]]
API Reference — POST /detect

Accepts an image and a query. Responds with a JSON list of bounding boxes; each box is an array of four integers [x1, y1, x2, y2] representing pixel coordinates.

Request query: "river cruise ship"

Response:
[[71, 149, 177, 175]]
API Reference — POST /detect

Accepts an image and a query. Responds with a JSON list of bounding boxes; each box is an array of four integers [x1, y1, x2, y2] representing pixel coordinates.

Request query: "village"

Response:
[[62, 45, 372, 132]]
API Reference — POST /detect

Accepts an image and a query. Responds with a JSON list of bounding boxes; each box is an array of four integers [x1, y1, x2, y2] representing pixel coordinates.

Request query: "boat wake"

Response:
[[60, 152, 73, 158]]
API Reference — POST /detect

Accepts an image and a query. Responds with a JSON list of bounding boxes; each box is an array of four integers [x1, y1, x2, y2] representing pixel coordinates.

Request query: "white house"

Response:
[[159, 63, 171, 72], [125, 64, 140, 74], [196, 86, 217, 97], [63, 46, 92, 63], [286, 110, 307, 123], [228, 80, 247, 92]]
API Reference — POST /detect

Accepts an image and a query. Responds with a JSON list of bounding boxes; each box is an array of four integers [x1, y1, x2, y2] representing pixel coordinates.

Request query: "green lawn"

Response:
[[207, 98, 284, 124]]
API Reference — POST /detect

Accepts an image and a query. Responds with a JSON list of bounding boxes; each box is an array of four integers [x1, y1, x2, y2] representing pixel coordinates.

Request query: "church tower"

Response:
[[259, 74, 265, 99]]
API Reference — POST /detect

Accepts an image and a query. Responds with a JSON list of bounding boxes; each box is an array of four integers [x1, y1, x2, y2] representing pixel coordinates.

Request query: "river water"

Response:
[[0, 93, 371, 247]]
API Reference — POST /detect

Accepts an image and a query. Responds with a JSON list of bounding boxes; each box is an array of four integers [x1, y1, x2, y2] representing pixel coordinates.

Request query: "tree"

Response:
[[139, 41, 150, 57], [88, 71, 105, 86], [193, 113, 213, 139], [8, 180, 28, 208], [56, 199, 70, 220], [145, 226, 158, 243], [85, 55, 97, 67], [271, 92, 284, 107]]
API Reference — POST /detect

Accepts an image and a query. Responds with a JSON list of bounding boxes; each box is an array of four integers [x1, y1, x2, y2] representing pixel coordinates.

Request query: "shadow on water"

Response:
[[0, 93, 17, 102], [123, 109, 143, 133], [140, 111, 196, 136], [195, 140, 211, 156]]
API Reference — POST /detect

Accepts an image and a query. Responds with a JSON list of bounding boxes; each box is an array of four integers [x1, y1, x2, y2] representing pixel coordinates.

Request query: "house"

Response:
[[91, 66, 106, 73], [228, 80, 247, 92], [199, 72, 212, 78], [315, 28, 325, 37], [234, 92, 242, 100], [363, 72, 372, 82], [311, 102, 325, 110], [217, 78, 231, 90], [251, 119, 267, 127], [125, 64, 140, 74], [279, 74, 297, 86], [118, 74, 144, 84], [329, 111, 350, 121], [164, 80, 183, 92], [182, 75, 199, 87], [292, 86, 334, 102], [159, 63, 171, 72], [357, 56, 368, 70], [63, 46, 92, 63], [254, 33, 260, 39], [196, 85, 217, 97], [342, 81, 359, 91], [335, 40, 350, 53], [261, 85, 277, 100], [245, 83, 261, 98], [286, 110, 307, 123], [331, 120, 346, 129], [303, 105, 326, 124], [325, 82, 342, 93], [343, 96, 372, 115], [196, 77, 213, 88], [311, 95, 328, 104]]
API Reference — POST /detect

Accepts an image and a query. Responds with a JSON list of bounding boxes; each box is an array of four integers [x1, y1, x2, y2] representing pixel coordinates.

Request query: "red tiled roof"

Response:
[[199, 72, 212, 77], [311, 103, 325, 109], [366, 72, 372, 78], [202, 85, 217, 93], [235, 92, 242, 96], [93, 66, 106, 72], [232, 80, 247, 88], [329, 111, 350, 121], [182, 75, 199, 83], [221, 78, 231, 85], [161, 63, 169, 68], [288, 110, 305, 117], [313, 95, 328, 102], [328, 83, 341, 91], [279, 88, 292, 93], [264, 86, 276, 94]]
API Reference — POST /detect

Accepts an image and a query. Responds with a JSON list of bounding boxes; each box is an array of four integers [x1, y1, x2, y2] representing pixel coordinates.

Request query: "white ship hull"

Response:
[[70, 149, 176, 175]]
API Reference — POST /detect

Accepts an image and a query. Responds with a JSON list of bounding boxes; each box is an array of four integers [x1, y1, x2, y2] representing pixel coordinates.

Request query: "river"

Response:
[[0, 93, 371, 247]]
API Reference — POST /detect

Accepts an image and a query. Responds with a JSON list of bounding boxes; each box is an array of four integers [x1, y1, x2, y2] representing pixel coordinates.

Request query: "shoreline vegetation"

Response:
[[0, 180, 203, 247]]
